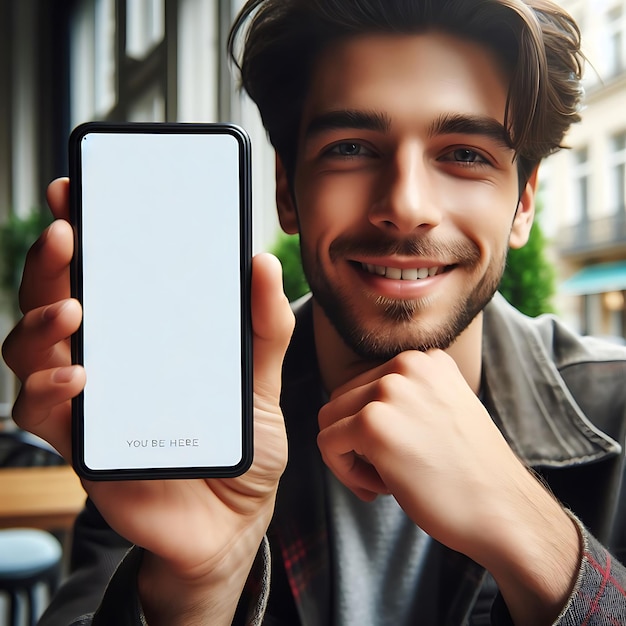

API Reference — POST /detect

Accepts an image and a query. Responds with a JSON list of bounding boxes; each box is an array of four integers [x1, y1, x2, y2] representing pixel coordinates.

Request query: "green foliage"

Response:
[[271, 210, 557, 316], [270, 232, 310, 302], [498, 210, 556, 317], [0, 209, 53, 309]]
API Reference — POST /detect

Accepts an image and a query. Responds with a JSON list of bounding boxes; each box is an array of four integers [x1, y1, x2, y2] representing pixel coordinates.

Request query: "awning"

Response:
[[561, 260, 626, 295]]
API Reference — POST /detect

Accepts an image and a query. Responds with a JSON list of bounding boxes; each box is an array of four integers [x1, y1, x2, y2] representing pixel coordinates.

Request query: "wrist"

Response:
[[473, 471, 581, 626], [138, 506, 274, 626]]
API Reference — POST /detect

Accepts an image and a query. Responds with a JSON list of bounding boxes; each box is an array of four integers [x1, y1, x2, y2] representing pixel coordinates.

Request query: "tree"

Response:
[[498, 203, 556, 317], [0, 209, 53, 315], [270, 232, 310, 302]]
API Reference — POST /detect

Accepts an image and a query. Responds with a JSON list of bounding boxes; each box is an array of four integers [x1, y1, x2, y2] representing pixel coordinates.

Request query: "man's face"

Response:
[[281, 32, 533, 360]]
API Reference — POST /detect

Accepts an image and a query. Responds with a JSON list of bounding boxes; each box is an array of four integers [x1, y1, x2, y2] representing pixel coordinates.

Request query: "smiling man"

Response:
[[3, 1, 626, 625], [285, 32, 530, 367]]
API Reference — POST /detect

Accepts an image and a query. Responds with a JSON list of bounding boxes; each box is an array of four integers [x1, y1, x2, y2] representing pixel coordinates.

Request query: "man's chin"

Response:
[[332, 317, 460, 360], [374, 296, 420, 323], [308, 268, 497, 360]]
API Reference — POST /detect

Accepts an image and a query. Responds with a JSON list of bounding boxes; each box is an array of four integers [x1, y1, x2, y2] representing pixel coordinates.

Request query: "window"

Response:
[[70, 0, 116, 124], [67, 0, 279, 252], [571, 147, 591, 224], [609, 131, 626, 214], [601, 3, 626, 78], [126, 0, 164, 60], [70, 0, 170, 125]]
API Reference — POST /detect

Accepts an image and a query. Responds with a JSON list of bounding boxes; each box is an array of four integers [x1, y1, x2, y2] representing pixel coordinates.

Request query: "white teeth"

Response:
[[362, 263, 443, 280]]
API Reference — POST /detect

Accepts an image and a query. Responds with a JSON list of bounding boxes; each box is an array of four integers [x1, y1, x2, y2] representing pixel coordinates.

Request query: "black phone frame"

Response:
[[68, 121, 253, 480]]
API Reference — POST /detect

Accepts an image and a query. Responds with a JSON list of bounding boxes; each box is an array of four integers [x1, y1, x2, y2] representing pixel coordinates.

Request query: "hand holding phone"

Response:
[[4, 170, 295, 622]]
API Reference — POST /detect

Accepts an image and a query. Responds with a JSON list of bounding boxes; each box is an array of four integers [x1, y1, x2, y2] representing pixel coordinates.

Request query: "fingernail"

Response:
[[53, 366, 77, 383]]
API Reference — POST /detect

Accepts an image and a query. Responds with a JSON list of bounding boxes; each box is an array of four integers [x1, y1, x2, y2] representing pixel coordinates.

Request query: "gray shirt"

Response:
[[326, 468, 431, 625]]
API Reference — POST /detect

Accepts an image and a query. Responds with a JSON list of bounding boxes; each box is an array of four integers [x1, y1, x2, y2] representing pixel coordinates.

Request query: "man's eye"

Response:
[[443, 148, 489, 165], [329, 142, 367, 157]]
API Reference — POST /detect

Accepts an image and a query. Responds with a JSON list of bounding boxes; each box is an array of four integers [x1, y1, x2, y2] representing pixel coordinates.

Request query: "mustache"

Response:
[[328, 235, 481, 265]]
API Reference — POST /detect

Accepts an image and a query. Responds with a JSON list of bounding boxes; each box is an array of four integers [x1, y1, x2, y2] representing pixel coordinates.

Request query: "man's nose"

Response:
[[368, 145, 442, 234]]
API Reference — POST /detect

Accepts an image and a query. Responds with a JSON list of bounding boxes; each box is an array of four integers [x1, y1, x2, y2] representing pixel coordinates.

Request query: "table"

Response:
[[0, 466, 86, 531]]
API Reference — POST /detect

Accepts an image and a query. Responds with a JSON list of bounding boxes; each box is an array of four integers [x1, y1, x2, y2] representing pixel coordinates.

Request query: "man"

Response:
[[3, 0, 626, 624]]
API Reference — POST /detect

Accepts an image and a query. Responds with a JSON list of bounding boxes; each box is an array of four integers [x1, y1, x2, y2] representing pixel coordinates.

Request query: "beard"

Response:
[[301, 233, 506, 361]]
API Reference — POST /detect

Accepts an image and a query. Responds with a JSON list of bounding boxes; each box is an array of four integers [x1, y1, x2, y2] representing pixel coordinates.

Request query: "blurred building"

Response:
[[0, 0, 278, 411], [542, 0, 626, 340], [1, 0, 625, 410]]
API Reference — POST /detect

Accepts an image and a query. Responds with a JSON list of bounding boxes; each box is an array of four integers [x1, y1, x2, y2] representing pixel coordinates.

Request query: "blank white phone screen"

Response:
[[79, 131, 244, 471]]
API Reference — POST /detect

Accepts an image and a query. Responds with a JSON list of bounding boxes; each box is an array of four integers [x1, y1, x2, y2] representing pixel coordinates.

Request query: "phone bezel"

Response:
[[68, 121, 253, 480]]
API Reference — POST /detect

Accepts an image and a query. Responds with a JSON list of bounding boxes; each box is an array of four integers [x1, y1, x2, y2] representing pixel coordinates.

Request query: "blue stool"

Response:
[[0, 529, 62, 626]]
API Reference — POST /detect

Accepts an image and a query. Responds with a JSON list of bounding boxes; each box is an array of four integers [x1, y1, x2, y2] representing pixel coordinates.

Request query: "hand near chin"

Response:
[[317, 349, 581, 625], [317, 349, 521, 549], [2, 178, 295, 625]]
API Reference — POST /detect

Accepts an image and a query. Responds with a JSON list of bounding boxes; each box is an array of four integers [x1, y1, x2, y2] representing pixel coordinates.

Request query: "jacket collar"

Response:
[[482, 293, 621, 468]]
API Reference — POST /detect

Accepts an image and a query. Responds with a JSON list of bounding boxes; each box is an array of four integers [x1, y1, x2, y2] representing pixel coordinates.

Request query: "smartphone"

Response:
[[69, 122, 253, 480]]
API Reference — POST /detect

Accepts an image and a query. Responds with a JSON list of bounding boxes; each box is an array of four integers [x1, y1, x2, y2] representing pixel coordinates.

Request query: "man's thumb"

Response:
[[251, 253, 295, 399]]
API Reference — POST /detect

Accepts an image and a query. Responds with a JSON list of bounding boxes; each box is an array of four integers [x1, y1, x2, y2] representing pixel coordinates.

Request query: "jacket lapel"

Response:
[[482, 293, 621, 466], [272, 299, 332, 626], [482, 294, 623, 544]]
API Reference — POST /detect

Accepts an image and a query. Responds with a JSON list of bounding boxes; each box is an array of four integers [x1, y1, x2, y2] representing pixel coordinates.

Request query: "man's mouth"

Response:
[[360, 263, 451, 280]]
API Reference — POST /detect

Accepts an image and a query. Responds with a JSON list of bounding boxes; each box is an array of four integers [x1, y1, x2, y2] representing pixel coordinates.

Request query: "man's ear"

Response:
[[509, 166, 538, 250], [276, 155, 299, 234]]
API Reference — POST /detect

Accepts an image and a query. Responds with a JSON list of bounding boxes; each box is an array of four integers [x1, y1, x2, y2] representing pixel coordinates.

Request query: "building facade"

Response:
[[543, 0, 626, 340]]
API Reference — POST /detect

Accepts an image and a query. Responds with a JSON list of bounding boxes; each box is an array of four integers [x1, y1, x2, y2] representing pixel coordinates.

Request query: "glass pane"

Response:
[[613, 132, 626, 153], [177, 0, 219, 121], [70, 0, 96, 125], [94, 0, 116, 115], [603, 3, 626, 77], [127, 84, 165, 121], [575, 147, 588, 165], [615, 163, 625, 211], [126, 0, 165, 59], [570, 146, 590, 223], [611, 133, 626, 213], [578, 176, 589, 219]]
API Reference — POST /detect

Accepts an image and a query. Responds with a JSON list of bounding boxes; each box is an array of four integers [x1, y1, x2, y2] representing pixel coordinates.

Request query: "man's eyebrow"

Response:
[[428, 113, 514, 149], [304, 110, 392, 139]]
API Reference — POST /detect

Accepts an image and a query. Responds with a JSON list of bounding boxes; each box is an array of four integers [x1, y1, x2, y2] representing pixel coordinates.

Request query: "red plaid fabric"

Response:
[[559, 534, 626, 626]]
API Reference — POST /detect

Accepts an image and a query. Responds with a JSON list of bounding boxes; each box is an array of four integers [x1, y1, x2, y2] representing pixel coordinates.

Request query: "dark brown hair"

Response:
[[228, 0, 584, 188]]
